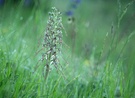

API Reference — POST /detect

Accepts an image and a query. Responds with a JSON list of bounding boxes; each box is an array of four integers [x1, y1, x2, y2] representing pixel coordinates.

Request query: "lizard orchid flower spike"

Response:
[[35, 7, 65, 80]]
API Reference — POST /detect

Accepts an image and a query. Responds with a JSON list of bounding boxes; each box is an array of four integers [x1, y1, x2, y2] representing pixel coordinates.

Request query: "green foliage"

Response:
[[0, 0, 135, 98]]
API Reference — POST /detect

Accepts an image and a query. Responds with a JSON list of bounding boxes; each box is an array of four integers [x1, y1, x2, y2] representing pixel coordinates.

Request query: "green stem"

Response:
[[44, 63, 49, 81]]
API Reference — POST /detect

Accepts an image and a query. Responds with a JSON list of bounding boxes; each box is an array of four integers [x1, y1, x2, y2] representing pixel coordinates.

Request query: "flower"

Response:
[[75, 0, 81, 4], [65, 0, 81, 16], [71, 0, 81, 4], [66, 10, 74, 16], [35, 7, 64, 80]]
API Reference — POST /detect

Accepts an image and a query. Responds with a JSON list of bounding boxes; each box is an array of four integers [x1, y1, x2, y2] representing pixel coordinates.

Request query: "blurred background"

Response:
[[0, 0, 135, 86], [1, 0, 135, 84], [0, 0, 135, 97]]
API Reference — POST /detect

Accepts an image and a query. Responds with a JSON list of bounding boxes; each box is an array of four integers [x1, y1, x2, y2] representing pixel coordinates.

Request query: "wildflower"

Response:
[[65, 0, 81, 17], [35, 7, 64, 80], [72, 0, 81, 4], [66, 10, 74, 16]]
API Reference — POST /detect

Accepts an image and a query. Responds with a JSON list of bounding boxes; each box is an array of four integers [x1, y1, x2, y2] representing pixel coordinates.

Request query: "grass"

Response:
[[0, 0, 135, 98]]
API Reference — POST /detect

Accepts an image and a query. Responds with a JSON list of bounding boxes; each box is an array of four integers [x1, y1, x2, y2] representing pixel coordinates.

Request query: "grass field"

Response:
[[0, 0, 135, 98]]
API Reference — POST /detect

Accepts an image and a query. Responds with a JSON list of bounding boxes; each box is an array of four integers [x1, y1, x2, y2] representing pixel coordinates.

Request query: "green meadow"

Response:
[[0, 0, 135, 98]]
